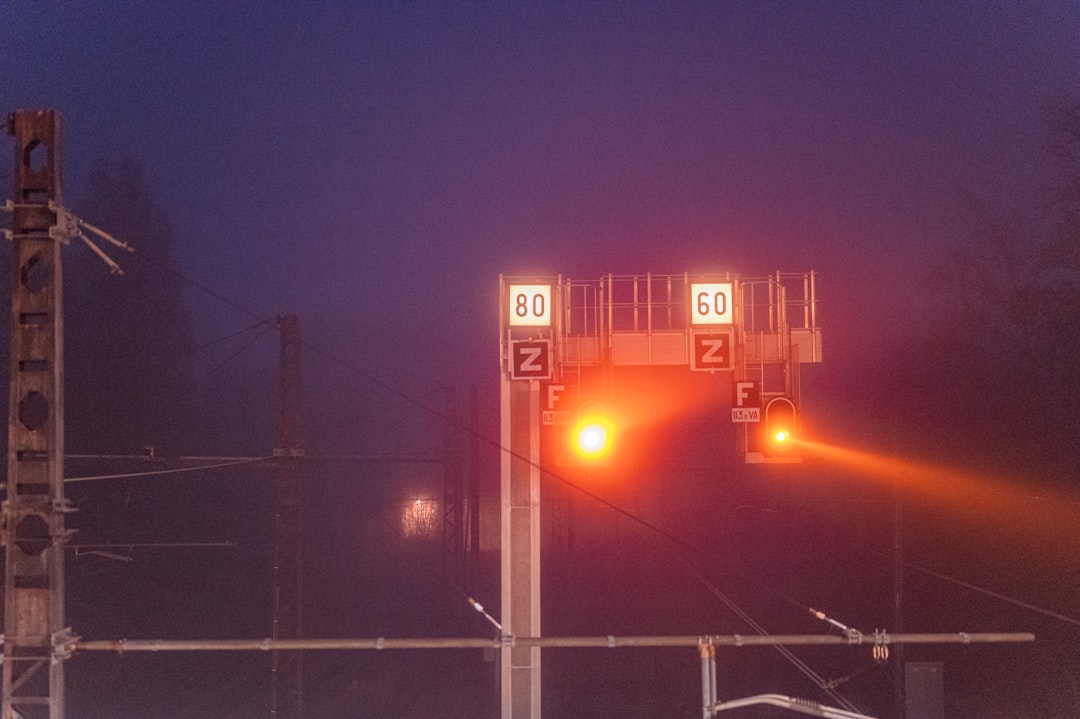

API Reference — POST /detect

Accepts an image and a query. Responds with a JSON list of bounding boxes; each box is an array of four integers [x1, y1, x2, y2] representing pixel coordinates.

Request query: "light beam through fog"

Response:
[[799, 438, 1080, 550]]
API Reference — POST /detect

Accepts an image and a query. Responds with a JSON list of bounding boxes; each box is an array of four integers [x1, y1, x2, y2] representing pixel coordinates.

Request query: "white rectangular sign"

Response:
[[731, 407, 760, 423], [508, 284, 552, 326], [691, 282, 734, 325]]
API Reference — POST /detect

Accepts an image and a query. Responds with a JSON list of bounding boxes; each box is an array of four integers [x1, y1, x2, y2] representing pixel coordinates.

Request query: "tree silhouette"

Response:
[[65, 159, 198, 456], [927, 99, 1080, 479]]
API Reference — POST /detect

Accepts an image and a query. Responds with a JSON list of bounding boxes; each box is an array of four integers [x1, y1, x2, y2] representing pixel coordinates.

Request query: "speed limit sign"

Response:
[[690, 282, 734, 325], [508, 285, 551, 327]]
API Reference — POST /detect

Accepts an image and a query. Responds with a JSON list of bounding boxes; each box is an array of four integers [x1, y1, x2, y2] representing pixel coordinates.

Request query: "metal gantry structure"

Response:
[[2, 109, 71, 719], [498, 273, 823, 719]]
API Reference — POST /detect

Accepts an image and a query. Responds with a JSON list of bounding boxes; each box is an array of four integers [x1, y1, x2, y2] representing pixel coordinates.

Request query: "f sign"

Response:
[[547, 384, 564, 409], [733, 381, 759, 408]]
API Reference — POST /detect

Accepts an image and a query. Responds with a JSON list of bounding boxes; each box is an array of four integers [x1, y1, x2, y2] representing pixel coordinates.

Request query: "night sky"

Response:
[[3, 3, 1080, 718]]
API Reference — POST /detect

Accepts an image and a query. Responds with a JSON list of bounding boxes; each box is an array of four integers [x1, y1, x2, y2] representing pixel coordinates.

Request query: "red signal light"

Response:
[[557, 399, 615, 466], [764, 396, 797, 452], [573, 416, 612, 459]]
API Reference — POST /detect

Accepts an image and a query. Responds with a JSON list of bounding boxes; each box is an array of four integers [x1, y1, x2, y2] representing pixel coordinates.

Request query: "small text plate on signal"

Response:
[[731, 408, 761, 423]]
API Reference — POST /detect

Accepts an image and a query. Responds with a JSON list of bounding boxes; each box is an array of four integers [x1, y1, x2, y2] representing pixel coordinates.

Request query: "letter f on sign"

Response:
[[735, 382, 754, 408], [547, 384, 564, 410]]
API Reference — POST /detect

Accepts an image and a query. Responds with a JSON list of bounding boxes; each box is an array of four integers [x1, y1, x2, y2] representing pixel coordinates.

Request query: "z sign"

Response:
[[510, 339, 552, 380], [691, 331, 733, 371]]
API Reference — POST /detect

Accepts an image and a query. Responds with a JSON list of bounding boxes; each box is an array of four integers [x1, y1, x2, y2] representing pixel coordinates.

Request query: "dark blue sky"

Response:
[[4, 2, 1078, 388]]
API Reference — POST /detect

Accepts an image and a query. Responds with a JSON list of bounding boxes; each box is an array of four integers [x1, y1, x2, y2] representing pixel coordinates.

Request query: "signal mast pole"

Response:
[[3, 109, 71, 719], [499, 277, 551, 719]]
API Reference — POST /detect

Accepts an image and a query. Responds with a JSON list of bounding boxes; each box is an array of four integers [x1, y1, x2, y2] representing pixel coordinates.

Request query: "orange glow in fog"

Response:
[[573, 418, 612, 459], [798, 438, 1080, 549]]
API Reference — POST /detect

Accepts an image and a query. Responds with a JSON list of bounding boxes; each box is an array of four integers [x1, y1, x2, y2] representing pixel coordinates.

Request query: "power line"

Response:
[[128, 245, 268, 323], [191, 317, 279, 353], [64, 455, 272, 483], [196, 319, 278, 384], [856, 543, 1080, 629], [681, 558, 863, 714]]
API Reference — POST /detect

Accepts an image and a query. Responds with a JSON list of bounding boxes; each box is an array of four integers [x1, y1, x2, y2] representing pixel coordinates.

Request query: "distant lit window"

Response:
[[401, 498, 438, 538]]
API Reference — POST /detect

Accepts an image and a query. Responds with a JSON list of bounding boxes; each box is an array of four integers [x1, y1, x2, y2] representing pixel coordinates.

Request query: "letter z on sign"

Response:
[[510, 339, 552, 380], [691, 332, 733, 372]]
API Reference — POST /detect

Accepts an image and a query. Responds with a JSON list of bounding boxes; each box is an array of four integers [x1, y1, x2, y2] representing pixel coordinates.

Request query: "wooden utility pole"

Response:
[[3, 109, 71, 719], [271, 314, 304, 719]]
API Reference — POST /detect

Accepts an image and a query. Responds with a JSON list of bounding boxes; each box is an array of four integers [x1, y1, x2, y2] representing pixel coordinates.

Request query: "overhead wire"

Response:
[[682, 558, 864, 714], [854, 541, 1080, 629], [64, 455, 273, 483], [133, 244, 268, 323], [196, 320, 279, 384], [756, 494, 1080, 633], [59, 228, 283, 462], [64, 215, 280, 362], [191, 317, 279, 353]]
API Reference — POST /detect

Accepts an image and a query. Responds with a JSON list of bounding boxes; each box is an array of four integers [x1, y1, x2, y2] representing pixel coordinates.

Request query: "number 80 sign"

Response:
[[690, 282, 734, 325], [508, 285, 552, 327]]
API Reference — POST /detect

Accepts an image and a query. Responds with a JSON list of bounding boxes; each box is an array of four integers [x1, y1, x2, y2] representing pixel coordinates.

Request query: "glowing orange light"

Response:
[[574, 418, 612, 459], [764, 397, 797, 452]]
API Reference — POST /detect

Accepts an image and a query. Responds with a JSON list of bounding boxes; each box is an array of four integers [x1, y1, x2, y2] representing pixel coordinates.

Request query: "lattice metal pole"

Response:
[[271, 314, 303, 719], [3, 109, 70, 719]]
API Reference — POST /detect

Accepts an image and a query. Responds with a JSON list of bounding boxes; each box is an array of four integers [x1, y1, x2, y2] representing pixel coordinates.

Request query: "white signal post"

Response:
[[500, 277, 552, 719]]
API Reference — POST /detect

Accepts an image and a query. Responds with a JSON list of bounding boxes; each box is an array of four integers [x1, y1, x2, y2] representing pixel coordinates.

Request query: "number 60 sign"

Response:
[[690, 282, 734, 325]]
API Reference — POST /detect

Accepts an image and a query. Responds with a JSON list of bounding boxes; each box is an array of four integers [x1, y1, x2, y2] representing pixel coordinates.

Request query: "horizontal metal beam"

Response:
[[75, 632, 1034, 653], [65, 454, 442, 463]]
